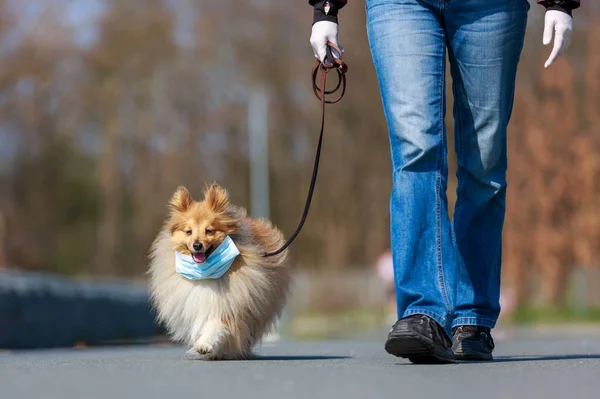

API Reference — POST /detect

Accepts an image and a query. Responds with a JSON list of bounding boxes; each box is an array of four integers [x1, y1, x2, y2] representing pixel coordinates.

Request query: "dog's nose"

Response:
[[193, 241, 203, 251]]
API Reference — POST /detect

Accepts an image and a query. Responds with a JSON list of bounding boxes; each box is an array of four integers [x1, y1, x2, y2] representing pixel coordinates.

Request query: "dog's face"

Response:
[[167, 184, 239, 263]]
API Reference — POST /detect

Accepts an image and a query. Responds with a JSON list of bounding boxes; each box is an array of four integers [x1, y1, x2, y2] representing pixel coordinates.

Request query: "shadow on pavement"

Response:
[[251, 355, 351, 361], [476, 354, 600, 363], [392, 354, 600, 365]]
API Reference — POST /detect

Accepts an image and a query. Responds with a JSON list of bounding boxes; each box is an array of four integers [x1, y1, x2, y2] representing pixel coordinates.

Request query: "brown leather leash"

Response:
[[264, 41, 348, 258]]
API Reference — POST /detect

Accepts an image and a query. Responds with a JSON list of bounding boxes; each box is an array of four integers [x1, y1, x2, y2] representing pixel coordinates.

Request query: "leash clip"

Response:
[[323, 43, 348, 74]]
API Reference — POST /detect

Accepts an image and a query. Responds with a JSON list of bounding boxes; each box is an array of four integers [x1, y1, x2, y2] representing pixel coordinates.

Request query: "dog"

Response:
[[148, 184, 291, 360]]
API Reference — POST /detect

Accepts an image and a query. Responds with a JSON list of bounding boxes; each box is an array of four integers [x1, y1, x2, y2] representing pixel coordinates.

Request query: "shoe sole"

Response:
[[453, 342, 493, 361], [385, 324, 455, 364]]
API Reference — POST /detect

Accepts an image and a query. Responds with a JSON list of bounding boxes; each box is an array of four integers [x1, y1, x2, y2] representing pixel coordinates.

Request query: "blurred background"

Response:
[[0, 0, 599, 349]]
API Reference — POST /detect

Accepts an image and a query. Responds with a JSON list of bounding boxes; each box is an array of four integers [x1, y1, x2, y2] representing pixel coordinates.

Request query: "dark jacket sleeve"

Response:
[[306, 1, 581, 24], [538, 0, 581, 16], [308, 1, 348, 25]]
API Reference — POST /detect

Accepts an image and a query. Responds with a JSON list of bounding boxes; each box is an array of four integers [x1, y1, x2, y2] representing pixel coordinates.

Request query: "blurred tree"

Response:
[[0, 0, 598, 312], [0, 1, 100, 274], [504, 7, 600, 308], [83, 0, 177, 275]]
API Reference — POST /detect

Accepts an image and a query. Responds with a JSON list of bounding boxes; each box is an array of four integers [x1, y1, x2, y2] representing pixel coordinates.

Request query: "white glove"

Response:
[[310, 21, 341, 62], [543, 10, 573, 69]]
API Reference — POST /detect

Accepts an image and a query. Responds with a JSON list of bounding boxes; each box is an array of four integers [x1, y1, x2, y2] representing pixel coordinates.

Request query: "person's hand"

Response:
[[543, 10, 573, 69], [310, 21, 341, 62]]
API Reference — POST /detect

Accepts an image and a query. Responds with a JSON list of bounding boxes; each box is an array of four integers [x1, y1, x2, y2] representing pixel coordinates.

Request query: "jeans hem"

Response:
[[451, 317, 497, 329], [402, 309, 449, 329]]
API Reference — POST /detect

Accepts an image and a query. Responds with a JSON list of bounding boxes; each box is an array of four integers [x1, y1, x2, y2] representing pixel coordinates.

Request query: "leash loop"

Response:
[[264, 41, 347, 258]]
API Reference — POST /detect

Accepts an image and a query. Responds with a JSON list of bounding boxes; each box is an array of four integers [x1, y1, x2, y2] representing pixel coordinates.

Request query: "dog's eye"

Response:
[[205, 228, 213, 234], [185, 230, 192, 236]]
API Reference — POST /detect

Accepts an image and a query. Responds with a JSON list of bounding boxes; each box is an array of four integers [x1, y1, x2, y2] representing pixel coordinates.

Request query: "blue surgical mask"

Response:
[[175, 236, 240, 280]]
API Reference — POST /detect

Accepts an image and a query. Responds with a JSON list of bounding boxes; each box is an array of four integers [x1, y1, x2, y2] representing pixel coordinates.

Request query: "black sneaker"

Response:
[[384, 314, 455, 364], [451, 325, 495, 361]]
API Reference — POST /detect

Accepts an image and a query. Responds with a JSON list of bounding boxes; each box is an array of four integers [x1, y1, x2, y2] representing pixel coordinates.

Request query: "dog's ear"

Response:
[[169, 186, 193, 213], [204, 183, 229, 213]]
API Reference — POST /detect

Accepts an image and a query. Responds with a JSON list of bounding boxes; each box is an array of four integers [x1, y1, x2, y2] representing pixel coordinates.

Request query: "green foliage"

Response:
[[513, 307, 600, 324], [2, 137, 99, 275]]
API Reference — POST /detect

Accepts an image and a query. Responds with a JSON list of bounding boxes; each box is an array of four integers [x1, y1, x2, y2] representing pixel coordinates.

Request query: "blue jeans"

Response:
[[366, 0, 529, 336]]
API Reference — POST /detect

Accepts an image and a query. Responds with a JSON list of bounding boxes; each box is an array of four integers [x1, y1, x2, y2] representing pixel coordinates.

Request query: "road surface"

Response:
[[1, 327, 599, 399]]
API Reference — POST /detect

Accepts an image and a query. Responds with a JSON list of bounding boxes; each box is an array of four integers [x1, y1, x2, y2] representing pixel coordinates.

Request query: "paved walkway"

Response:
[[1, 327, 599, 399]]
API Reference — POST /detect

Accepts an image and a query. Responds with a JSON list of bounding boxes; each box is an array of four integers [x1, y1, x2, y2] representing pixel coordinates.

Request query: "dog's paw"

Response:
[[193, 342, 214, 355]]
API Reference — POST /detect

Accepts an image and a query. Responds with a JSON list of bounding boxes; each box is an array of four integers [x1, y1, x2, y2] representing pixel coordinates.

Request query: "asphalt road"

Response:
[[1, 328, 600, 399]]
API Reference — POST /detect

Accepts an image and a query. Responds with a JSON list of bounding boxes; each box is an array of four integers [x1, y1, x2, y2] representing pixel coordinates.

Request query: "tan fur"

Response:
[[148, 183, 291, 360]]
